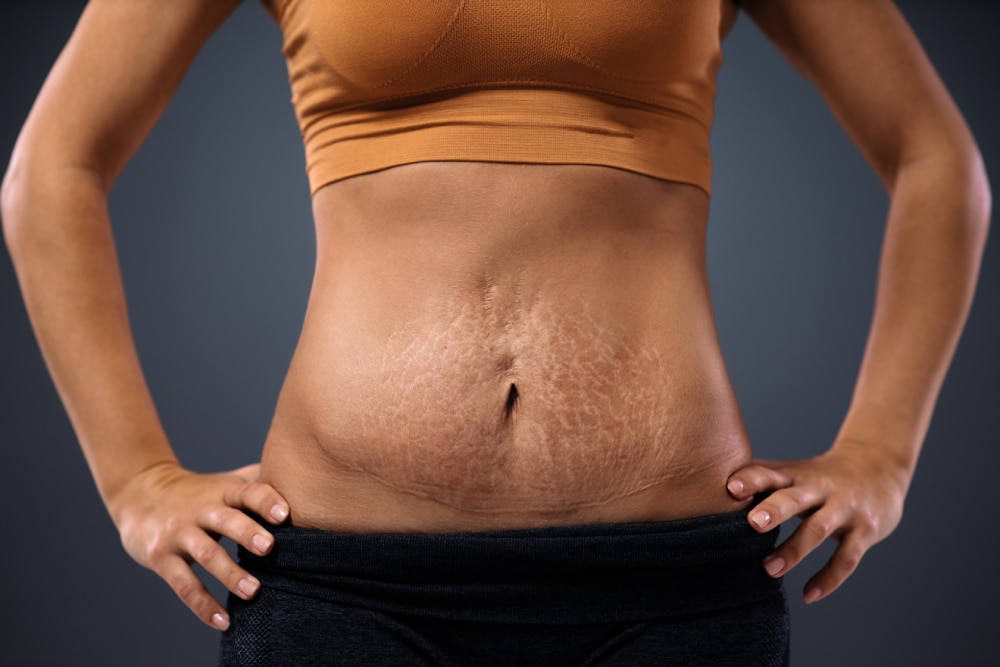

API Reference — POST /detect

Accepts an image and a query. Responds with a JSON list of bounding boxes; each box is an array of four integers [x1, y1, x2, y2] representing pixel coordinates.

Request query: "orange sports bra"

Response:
[[264, 0, 727, 196]]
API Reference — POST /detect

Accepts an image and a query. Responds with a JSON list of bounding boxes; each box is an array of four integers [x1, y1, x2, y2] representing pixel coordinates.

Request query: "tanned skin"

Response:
[[2, 0, 988, 631]]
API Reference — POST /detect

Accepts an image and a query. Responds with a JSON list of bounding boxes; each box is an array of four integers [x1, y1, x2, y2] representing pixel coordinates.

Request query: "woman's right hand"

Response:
[[108, 462, 289, 631]]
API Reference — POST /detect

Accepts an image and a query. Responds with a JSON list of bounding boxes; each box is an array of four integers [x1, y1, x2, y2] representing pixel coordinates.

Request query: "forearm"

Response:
[[2, 164, 178, 511], [835, 147, 991, 478]]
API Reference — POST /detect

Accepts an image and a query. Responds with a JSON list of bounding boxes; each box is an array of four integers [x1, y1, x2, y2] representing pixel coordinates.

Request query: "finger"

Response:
[[726, 464, 792, 500], [201, 505, 276, 557], [747, 458, 784, 469], [224, 480, 290, 525], [762, 504, 849, 578], [746, 484, 825, 533], [802, 532, 870, 604], [158, 556, 231, 631], [184, 530, 262, 602], [230, 463, 261, 483]]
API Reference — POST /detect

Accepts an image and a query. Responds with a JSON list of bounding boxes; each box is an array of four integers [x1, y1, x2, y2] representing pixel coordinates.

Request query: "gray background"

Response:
[[1, 1, 996, 665]]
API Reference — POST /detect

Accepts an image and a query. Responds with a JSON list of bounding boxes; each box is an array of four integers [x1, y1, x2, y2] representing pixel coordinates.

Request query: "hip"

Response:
[[220, 510, 789, 666]]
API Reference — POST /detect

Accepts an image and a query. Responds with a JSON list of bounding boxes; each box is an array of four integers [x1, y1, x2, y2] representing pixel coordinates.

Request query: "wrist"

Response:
[[830, 436, 915, 493], [103, 458, 183, 525]]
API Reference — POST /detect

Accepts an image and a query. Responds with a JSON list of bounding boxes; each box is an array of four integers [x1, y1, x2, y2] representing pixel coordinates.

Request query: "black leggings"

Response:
[[219, 510, 789, 666]]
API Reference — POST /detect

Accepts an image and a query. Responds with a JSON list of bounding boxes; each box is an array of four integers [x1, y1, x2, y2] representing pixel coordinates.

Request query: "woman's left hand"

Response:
[[726, 440, 911, 604]]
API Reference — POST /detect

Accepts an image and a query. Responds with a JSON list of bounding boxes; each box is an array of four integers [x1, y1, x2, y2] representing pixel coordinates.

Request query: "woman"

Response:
[[1, 0, 989, 664]]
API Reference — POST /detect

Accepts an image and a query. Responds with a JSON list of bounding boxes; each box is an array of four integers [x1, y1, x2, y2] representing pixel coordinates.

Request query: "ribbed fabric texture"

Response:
[[219, 511, 789, 666], [265, 0, 722, 196]]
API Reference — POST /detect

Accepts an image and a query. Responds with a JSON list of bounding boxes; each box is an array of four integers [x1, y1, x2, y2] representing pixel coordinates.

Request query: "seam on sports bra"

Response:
[[361, 0, 469, 93], [330, 118, 635, 142], [537, 0, 722, 88], [331, 80, 706, 131], [534, 0, 658, 86], [289, 4, 711, 126]]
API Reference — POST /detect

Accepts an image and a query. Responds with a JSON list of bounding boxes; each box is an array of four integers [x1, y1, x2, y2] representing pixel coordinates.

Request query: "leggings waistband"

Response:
[[239, 510, 781, 625]]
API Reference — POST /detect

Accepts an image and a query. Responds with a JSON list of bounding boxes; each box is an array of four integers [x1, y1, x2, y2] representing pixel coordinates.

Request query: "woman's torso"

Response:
[[260, 161, 752, 532]]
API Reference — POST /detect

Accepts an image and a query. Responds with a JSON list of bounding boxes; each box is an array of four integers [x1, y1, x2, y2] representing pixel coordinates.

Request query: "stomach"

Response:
[[259, 162, 753, 532]]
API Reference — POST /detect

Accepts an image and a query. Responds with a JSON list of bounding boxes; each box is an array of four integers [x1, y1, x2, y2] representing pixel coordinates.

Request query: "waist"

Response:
[[261, 163, 750, 531], [236, 510, 781, 624]]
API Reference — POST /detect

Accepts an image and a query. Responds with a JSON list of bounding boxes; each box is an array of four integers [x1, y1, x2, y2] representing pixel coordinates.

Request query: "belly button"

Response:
[[504, 383, 520, 420]]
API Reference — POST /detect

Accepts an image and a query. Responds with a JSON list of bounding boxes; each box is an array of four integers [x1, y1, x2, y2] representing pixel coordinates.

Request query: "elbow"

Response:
[[2, 121, 115, 260], [895, 135, 992, 246], [953, 142, 993, 259], [0, 158, 26, 256], [0, 133, 40, 256], [948, 142, 991, 261], [952, 143, 991, 271], [0, 157, 43, 263], [968, 145, 992, 237], [2, 152, 109, 264]]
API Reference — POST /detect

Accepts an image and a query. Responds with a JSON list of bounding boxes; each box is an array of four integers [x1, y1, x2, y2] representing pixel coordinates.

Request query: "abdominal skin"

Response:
[[297, 286, 725, 514], [263, 163, 750, 525]]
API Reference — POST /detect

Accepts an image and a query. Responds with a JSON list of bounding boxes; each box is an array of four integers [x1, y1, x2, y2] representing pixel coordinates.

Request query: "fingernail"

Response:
[[252, 533, 272, 554], [750, 511, 770, 529], [212, 612, 230, 631], [804, 587, 823, 604], [270, 505, 288, 522], [727, 480, 744, 496], [238, 577, 260, 599], [764, 556, 785, 577]]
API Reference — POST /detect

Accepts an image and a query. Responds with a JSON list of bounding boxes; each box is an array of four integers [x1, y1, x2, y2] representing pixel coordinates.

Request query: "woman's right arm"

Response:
[[1, 0, 288, 631]]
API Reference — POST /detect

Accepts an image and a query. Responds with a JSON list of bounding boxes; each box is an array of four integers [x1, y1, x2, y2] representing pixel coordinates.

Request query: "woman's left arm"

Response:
[[727, 0, 991, 603]]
